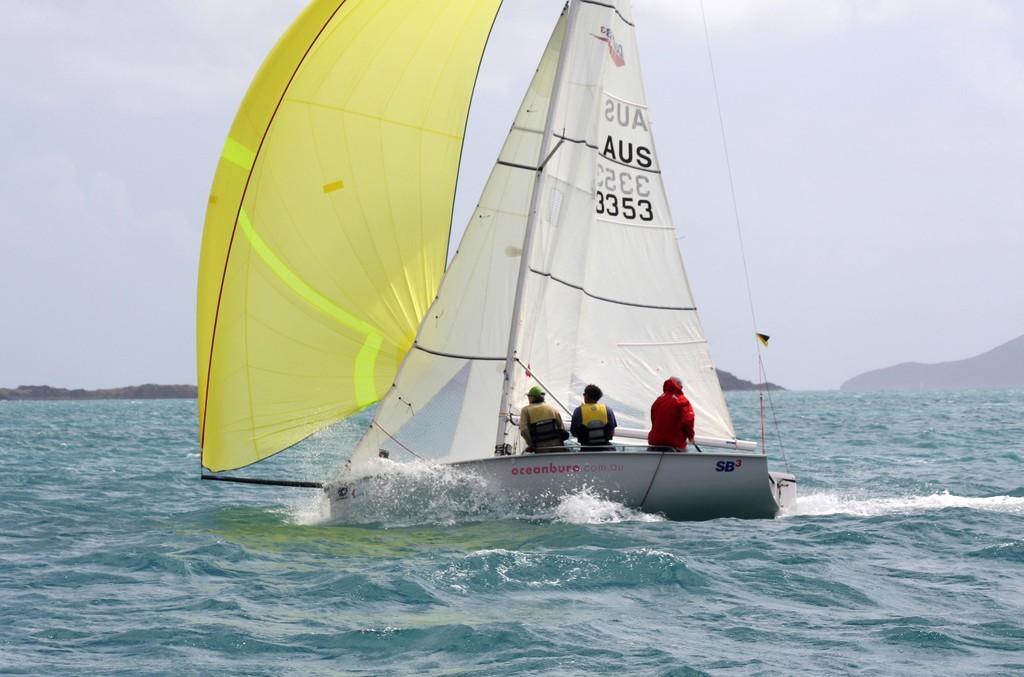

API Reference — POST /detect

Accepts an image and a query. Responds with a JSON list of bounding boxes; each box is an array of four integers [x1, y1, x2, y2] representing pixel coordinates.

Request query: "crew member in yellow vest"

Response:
[[570, 384, 617, 449], [520, 386, 567, 453]]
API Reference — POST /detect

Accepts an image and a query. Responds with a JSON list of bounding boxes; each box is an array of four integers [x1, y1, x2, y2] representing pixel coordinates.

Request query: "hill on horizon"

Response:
[[0, 371, 779, 401], [716, 369, 784, 392], [0, 384, 197, 401], [841, 334, 1024, 391]]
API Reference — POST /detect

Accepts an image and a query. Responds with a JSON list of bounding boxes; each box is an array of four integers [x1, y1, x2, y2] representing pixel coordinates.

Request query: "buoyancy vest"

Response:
[[522, 403, 563, 446], [580, 403, 610, 444]]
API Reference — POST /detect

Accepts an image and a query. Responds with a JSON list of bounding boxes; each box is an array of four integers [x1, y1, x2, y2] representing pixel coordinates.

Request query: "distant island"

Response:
[[717, 369, 784, 392], [0, 384, 198, 401], [0, 372, 776, 401], [841, 334, 1024, 391]]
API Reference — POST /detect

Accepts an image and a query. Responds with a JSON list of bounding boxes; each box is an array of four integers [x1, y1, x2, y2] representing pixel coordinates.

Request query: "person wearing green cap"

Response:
[[519, 386, 567, 453]]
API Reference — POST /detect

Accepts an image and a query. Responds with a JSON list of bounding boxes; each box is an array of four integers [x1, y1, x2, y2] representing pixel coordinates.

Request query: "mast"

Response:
[[493, 0, 581, 452]]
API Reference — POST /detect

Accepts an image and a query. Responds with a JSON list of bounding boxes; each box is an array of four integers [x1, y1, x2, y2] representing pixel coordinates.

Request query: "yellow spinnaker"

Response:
[[197, 0, 502, 472]]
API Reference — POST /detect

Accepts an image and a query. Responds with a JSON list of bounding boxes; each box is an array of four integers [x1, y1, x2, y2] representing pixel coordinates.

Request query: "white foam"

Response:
[[287, 460, 673, 526], [302, 460, 505, 527], [784, 490, 1024, 518], [286, 490, 334, 526], [552, 487, 665, 524]]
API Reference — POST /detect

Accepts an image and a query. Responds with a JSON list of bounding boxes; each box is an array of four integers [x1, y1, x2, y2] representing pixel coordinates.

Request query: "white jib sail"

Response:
[[348, 0, 737, 470]]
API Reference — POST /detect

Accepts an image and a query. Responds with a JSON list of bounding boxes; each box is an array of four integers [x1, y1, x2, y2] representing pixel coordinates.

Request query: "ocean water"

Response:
[[1, 390, 1022, 675]]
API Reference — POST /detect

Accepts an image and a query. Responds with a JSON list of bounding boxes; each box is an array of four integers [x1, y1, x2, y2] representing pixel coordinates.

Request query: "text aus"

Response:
[[596, 99, 656, 222]]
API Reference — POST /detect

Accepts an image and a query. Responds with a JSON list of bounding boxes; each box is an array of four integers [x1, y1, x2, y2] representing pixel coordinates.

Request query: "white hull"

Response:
[[327, 450, 795, 521]]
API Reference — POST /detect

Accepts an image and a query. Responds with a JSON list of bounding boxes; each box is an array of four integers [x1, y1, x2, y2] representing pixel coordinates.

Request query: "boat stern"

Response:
[[769, 471, 797, 511]]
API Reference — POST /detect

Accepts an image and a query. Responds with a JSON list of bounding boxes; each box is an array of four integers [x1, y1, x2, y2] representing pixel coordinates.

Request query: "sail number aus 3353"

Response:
[[595, 163, 654, 221]]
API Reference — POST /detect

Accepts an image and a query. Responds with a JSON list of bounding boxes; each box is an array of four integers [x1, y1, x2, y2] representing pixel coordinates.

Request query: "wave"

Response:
[[786, 490, 1024, 518]]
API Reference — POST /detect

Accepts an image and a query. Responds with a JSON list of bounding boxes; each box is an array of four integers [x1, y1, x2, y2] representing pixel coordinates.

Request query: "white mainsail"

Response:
[[348, 0, 736, 470]]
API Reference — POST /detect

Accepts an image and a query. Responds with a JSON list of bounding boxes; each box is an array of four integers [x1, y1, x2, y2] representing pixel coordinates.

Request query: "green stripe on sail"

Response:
[[222, 137, 256, 170], [238, 208, 382, 406]]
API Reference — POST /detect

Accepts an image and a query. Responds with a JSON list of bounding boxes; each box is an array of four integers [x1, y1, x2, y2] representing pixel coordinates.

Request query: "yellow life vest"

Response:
[[523, 403, 563, 446], [581, 403, 609, 444]]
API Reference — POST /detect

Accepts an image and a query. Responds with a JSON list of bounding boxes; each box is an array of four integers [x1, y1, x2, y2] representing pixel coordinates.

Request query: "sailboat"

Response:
[[197, 0, 796, 520]]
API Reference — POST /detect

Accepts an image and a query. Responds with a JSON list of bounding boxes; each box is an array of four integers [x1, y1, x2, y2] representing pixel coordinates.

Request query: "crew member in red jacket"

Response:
[[648, 376, 695, 451]]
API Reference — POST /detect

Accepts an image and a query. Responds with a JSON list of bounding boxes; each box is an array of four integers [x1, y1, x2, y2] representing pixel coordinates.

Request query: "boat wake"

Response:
[[785, 490, 1024, 518]]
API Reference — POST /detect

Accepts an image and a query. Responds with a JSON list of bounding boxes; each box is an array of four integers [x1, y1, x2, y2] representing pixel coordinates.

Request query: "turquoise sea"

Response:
[[1, 390, 1022, 675]]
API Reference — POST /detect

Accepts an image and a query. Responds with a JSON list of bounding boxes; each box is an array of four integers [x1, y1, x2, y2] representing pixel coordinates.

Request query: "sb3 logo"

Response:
[[334, 485, 360, 500], [715, 459, 743, 472]]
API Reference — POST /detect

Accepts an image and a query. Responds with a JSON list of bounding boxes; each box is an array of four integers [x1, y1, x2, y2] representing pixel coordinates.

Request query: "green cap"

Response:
[[527, 386, 545, 398]]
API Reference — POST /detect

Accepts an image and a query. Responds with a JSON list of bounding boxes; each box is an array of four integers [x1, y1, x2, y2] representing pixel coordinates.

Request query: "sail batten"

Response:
[[527, 268, 698, 311]]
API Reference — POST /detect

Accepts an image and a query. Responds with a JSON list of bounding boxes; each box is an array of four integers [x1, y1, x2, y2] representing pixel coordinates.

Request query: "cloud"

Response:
[[645, 0, 1009, 33], [2, 150, 189, 261], [641, 0, 1024, 107], [0, 0, 306, 114], [2, 0, 1021, 390], [0, 149, 199, 389]]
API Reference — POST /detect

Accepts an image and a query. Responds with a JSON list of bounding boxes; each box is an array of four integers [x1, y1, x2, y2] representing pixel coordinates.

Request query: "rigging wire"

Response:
[[373, 421, 426, 461], [697, 0, 788, 471], [697, 0, 759, 341]]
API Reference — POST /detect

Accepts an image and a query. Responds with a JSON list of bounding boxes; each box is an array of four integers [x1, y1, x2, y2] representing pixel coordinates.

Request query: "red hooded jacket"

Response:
[[648, 378, 695, 450]]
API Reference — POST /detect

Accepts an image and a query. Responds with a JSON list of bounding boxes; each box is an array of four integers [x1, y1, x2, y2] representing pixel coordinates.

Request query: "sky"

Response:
[[1, 0, 1022, 392]]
